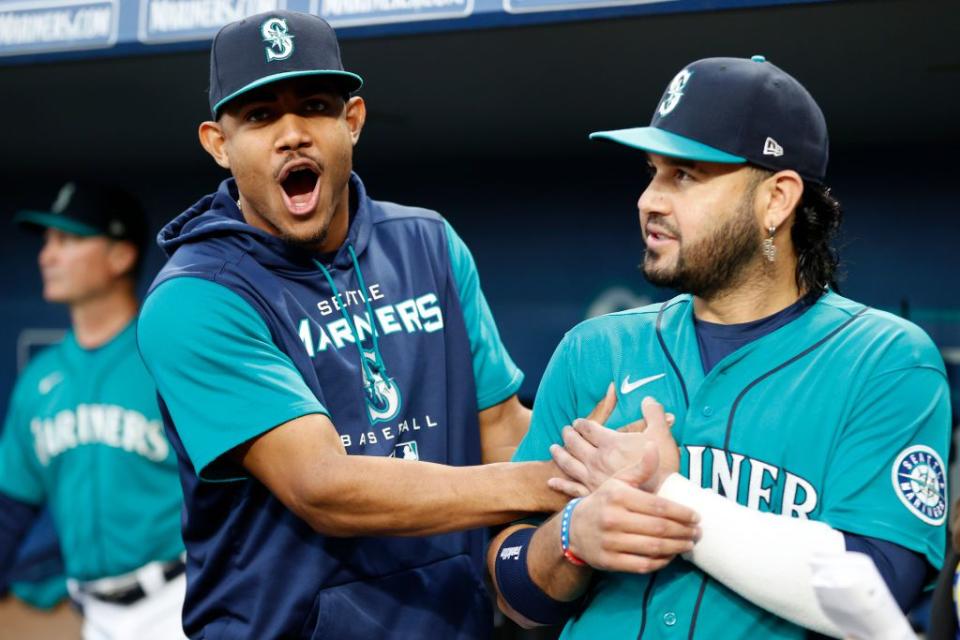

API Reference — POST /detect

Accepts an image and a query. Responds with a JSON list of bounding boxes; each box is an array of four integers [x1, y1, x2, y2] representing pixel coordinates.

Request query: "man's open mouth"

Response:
[[279, 162, 321, 216]]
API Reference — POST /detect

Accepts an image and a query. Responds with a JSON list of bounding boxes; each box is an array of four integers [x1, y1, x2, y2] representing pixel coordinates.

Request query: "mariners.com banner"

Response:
[[0, 0, 834, 60]]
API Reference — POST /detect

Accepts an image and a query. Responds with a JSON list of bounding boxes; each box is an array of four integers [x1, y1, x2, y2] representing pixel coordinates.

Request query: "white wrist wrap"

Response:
[[658, 474, 846, 638]]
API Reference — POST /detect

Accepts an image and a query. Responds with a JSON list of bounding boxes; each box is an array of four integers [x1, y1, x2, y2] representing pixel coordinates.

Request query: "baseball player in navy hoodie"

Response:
[[137, 10, 701, 640]]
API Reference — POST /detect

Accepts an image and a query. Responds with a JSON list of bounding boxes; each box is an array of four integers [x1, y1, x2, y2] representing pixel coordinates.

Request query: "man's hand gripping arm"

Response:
[[487, 389, 699, 628]]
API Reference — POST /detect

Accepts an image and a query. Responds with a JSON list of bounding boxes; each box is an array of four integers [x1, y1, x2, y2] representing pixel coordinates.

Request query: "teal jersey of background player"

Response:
[[514, 291, 951, 639], [0, 321, 184, 583]]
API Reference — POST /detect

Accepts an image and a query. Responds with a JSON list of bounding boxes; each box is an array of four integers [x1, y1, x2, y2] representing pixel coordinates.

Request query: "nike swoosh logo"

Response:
[[38, 372, 63, 395], [620, 373, 666, 395]]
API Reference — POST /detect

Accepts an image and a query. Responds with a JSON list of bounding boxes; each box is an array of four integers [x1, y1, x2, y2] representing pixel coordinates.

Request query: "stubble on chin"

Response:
[[279, 224, 330, 249], [250, 200, 331, 250]]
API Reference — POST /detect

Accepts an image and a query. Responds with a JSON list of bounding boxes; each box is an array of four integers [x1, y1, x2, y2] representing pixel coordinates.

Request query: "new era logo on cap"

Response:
[[763, 137, 784, 157]]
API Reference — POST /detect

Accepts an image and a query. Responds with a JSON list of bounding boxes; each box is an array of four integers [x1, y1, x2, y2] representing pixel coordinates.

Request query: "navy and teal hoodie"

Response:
[[138, 174, 523, 639]]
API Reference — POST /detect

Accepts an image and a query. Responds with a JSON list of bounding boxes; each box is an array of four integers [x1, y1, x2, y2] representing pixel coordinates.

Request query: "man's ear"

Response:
[[758, 169, 803, 231], [344, 96, 366, 146], [199, 121, 231, 170], [108, 241, 138, 279]]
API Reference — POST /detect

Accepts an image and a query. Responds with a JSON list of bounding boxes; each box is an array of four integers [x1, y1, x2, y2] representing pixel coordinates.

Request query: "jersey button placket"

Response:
[[701, 405, 714, 417], [662, 611, 678, 626]]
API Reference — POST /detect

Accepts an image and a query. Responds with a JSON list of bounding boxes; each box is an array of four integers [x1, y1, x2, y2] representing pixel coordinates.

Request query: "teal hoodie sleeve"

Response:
[[443, 219, 524, 410], [138, 277, 328, 481]]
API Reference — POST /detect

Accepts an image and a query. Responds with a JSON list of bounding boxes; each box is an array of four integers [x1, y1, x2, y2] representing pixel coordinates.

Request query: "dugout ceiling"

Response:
[[0, 0, 956, 177]]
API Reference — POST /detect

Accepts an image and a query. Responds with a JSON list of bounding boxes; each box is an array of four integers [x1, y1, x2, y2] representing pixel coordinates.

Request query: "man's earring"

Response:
[[763, 225, 777, 263]]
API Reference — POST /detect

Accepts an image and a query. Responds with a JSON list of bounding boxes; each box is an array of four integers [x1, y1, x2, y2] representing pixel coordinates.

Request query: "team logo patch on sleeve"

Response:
[[891, 445, 946, 525]]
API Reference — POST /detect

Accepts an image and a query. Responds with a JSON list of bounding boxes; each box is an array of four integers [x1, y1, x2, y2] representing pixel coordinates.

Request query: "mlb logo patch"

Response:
[[390, 441, 419, 461]]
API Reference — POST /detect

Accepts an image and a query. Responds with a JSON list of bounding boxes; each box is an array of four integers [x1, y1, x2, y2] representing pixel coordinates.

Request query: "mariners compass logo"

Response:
[[892, 445, 946, 525], [361, 350, 402, 425], [658, 69, 692, 117], [261, 17, 295, 63]]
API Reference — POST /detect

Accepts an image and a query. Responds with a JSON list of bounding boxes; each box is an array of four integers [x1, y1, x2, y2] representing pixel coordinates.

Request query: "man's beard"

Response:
[[643, 193, 763, 299]]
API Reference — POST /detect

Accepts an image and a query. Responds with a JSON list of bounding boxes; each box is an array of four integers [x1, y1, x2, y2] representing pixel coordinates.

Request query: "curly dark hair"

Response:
[[791, 181, 843, 293], [747, 169, 843, 293]]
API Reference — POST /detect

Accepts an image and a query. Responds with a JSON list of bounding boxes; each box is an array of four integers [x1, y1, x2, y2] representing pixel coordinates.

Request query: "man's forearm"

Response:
[[292, 457, 566, 537], [658, 474, 845, 637]]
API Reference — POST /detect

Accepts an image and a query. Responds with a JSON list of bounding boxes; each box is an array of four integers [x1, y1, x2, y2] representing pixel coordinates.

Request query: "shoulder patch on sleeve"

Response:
[[891, 445, 947, 526]]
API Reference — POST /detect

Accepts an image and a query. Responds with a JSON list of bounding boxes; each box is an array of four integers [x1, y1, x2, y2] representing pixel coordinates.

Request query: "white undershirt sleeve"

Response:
[[657, 473, 846, 638]]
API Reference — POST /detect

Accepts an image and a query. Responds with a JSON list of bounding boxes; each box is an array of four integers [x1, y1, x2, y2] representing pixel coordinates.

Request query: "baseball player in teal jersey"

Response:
[[0, 182, 186, 640], [489, 56, 951, 639]]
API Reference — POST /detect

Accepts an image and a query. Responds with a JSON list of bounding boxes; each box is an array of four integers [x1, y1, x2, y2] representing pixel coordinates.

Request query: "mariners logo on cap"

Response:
[[51, 182, 76, 214], [658, 69, 692, 117], [261, 17, 295, 62], [892, 445, 946, 525]]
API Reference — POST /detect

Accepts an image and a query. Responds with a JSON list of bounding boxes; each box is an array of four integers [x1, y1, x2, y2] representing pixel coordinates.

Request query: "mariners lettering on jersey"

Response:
[[685, 445, 818, 517], [315, 283, 384, 316], [892, 445, 947, 526], [297, 288, 444, 357], [339, 414, 438, 453], [30, 404, 168, 466]]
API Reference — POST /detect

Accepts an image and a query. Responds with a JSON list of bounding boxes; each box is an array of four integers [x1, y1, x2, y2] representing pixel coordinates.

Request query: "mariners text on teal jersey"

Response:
[[31, 403, 168, 465], [685, 445, 818, 517]]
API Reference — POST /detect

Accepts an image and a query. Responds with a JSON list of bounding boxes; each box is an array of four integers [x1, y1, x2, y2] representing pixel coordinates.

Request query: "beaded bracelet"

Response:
[[560, 497, 586, 566]]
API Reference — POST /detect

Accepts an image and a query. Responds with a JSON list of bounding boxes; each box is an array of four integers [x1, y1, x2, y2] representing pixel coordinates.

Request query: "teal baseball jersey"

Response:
[[0, 322, 184, 582], [514, 291, 951, 639]]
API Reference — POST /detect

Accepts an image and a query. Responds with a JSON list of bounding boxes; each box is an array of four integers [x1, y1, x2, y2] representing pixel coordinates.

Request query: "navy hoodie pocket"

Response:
[[302, 553, 492, 639]]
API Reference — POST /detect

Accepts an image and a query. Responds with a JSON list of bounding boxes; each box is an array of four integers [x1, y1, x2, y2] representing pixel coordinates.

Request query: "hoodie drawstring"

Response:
[[312, 245, 391, 408]]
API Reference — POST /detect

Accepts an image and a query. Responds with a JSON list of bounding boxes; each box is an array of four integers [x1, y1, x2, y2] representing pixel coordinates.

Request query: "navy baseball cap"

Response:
[[590, 55, 829, 183], [208, 10, 363, 119], [14, 181, 148, 250]]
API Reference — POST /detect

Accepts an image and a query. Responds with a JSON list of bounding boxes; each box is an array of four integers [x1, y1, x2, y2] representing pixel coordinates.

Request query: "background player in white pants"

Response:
[[0, 182, 187, 640]]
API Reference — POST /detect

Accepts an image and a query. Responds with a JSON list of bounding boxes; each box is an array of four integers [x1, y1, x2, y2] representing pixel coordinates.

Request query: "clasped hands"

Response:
[[547, 384, 701, 574]]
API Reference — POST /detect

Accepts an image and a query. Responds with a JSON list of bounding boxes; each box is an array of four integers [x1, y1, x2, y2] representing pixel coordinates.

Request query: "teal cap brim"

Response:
[[589, 126, 746, 164], [213, 69, 364, 117], [13, 211, 101, 237]]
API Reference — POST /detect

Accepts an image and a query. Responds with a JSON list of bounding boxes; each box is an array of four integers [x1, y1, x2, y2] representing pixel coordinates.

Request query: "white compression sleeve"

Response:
[[658, 474, 846, 638]]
